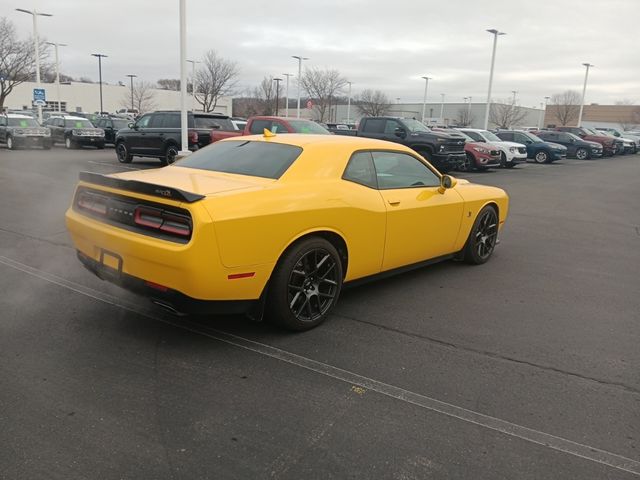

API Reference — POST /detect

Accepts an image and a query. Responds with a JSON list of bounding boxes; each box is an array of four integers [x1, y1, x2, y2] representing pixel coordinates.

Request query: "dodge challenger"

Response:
[[66, 133, 509, 330]]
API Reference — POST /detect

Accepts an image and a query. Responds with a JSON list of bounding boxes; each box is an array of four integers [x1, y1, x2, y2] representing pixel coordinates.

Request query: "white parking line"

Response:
[[87, 160, 141, 171], [1, 254, 639, 477]]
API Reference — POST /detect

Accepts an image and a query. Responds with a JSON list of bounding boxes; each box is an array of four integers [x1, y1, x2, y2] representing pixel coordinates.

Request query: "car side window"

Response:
[[559, 133, 572, 142], [160, 114, 180, 128], [515, 133, 530, 143], [0, 117, 6, 127], [465, 131, 482, 142], [498, 132, 513, 141], [148, 114, 165, 128], [372, 151, 440, 189], [55, 118, 64, 127], [271, 122, 289, 134], [384, 119, 402, 134], [361, 119, 385, 134], [343, 151, 377, 189], [249, 119, 272, 134], [136, 114, 151, 128]]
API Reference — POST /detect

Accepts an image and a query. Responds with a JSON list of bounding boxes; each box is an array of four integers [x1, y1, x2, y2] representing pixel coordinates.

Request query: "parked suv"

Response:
[[594, 127, 640, 152], [0, 114, 52, 150], [43, 116, 104, 149], [496, 130, 567, 163], [93, 116, 131, 145], [553, 126, 621, 156], [460, 128, 527, 167], [432, 128, 500, 171], [534, 130, 603, 159], [115, 111, 236, 164]]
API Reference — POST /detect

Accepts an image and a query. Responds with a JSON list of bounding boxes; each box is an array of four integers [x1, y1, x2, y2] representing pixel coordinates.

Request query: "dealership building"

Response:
[[3, 81, 233, 116]]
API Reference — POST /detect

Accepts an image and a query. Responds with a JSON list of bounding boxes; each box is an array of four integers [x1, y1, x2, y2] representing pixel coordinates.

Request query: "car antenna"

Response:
[[263, 128, 276, 138]]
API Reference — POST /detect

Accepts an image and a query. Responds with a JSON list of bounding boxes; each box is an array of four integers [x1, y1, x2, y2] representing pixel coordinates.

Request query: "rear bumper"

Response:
[[77, 250, 255, 315]]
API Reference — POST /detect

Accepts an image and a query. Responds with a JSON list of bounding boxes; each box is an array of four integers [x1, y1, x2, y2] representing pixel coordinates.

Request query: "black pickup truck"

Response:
[[333, 117, 466, 172], [115, 111, 236, 165]]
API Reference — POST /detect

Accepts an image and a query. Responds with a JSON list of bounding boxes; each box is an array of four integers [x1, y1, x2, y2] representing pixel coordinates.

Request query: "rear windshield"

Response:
[[112, 120, 129, 129], [177, 140, 302, 179], [194, 116, 235, 131], [8, 118, 39, 127], [287, 120, 330, 134], [65, 119, 94, 128]]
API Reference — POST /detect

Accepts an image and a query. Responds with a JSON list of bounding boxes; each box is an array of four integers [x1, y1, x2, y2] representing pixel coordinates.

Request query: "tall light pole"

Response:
[[511, 90, 517, 105], [346, 81, 353, 124], [282, 73, 293, 117], [126, 74, 137, 111], [45, 41, 67, 113], [468, 95, 473, 119], [186, 59, 200, 111], [273, 77, 282, 116], [421, 76, 431, 123], [178, 0, 189, 156], [16, 8, 52, 123], [292, 55, 308, 118], [577, 63, 594, 127], [91, 53, 107, 114], [439, 93, 445, 124], [483, 29, 506, 129], [542, 95, 550, 129]]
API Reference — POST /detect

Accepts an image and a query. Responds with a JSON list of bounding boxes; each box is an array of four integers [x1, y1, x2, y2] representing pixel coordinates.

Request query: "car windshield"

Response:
[[566, 133, 582, 141], [583, 128, 600, 135], [177, 140, 303, 179], [287, 120, 330, 134], [65, 119, 94, 128], [480, 130, 502, 142], [8, 118, 39, 127], [112, 120, 129, 129], [194, 116, 235, 130], [402, 119, 430, 133]]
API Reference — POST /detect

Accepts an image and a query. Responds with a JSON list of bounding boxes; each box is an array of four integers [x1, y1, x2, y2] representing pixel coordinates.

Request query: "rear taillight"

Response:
[[134, 206, 191, 238], [188, 129, 198, 144], [77, 191, 108, 216]]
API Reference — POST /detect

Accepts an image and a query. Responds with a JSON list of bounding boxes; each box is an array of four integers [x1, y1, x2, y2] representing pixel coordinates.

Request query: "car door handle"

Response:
[[387, 199, 401, 206]]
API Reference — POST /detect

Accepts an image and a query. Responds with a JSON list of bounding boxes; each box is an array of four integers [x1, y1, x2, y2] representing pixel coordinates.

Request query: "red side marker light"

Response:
[[227, 272, 255, 280], [145, 281, 169, 292]]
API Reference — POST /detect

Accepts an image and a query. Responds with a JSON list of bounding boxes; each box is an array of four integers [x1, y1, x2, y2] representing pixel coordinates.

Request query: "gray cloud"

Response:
[[4, 0, 638, 107]]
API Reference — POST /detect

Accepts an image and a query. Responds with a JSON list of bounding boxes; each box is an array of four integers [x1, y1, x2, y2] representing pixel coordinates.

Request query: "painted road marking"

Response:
[[1, 254, 639, 477]]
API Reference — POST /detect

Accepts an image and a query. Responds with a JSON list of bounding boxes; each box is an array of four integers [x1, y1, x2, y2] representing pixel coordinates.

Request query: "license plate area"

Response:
[[99, 249, 123, 279]]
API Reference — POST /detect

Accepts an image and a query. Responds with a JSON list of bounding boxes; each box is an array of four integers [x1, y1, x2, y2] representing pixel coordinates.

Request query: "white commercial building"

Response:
[[4, 81, 232, 116]]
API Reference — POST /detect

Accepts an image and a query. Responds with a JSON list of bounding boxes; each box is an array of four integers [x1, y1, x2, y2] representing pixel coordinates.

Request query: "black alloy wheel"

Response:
[[464, 206, 499, 265], [575, 147, 589, 160], [458, 153, 474, 172], [116, 142, 133, 163], [267, 237, 343, 331], [163, 144, 179, 165]]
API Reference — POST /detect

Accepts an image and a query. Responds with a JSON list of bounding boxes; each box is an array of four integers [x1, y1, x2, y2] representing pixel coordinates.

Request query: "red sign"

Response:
[[306, 100, 313, 109]]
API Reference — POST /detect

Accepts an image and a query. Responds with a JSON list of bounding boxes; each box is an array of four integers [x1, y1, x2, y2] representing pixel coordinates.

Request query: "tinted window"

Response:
[[194, 116, 235, 130], [384, 119, 402, 134], [148, 114, 165, 128], [113, 120, 129, 130], [372, 151, 440, 189], [159, 113, 180, 128], [136, 115, 152, 128], [177, 140, 302, 179], [343, 151, 377, 189], [464, 131, 483, 142], [249, 119, 273, 134], [514, 133, 531, 144], [497, 132, 514, 141], [271, 122, 289, 134], [559, 133, 573, 142], [361, 119, 385, 133]]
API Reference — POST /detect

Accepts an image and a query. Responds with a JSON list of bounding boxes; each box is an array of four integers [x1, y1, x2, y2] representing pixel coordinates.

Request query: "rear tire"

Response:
[[266, 237, 343, 331], [116, 142, 133, 163], [162, 144, 179, 165], [463, 206, 499, 265]]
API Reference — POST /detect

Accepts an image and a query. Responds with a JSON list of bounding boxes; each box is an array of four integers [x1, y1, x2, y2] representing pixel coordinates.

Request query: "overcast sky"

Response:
[[3, 0, 639, 107]]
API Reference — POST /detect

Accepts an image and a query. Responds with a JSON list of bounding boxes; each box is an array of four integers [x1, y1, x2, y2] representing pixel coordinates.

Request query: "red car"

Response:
[[210, 116, 330, 143], [432, 128, 501, 171]]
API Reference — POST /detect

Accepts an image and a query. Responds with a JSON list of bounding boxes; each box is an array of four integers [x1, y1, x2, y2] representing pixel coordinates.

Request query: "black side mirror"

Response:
[[394, 127, 406, 138], [525, 140, 532, 144]]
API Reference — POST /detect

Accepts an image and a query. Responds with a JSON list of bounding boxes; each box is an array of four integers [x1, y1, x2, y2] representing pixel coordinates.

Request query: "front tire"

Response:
[[534, 150, 549, 163], [458, 153, 474, 172], [266, 237, 343, 331], [96, 143, 105, 150], [463, 206, 499, 265], [6, 136, 15, 150], [575, 147, 589, 160], [116, 142, 133, 163], [65, 137, 76, 149]]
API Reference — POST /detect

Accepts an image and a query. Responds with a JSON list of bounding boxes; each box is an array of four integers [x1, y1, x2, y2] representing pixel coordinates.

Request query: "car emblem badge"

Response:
[[155, 189, 172, 197]]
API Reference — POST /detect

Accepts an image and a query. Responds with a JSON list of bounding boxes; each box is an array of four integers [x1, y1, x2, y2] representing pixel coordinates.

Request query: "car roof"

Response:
[[221, 133, 419, 152], [59, 116, 90, 121], [5, 114, 35, 118]]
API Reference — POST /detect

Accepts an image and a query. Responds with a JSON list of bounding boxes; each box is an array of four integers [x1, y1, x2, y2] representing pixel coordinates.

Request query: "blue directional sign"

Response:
[[33, 88, 46, 102]]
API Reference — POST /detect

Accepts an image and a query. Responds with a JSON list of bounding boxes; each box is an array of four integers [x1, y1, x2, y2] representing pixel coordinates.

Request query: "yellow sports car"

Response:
[[66, 133, 509, 330]]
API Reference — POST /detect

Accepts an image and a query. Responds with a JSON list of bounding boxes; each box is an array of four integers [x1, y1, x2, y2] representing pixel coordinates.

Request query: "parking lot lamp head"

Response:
[[483, 29, 506, 130], [577, 63, 594, 127]]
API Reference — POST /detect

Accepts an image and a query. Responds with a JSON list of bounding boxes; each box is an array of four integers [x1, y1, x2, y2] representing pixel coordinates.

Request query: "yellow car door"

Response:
[[371, 150, 464, 271]]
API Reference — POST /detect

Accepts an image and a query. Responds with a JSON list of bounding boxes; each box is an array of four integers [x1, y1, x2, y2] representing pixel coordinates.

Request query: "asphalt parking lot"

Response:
[[1, 145, 639, 479]]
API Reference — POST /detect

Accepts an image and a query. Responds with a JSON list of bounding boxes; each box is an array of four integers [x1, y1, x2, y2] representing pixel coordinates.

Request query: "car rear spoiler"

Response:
[[78, 171, 205, 203]]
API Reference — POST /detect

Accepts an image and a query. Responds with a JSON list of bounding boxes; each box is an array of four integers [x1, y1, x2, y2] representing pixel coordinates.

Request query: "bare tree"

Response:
[[549, 90, 581, 126], [489, 99, 528, 129], [122, 80, 157, 114], [157, 78, 180, 91], [355, 89, 391, 117], [300, 67, 347, 122], [456, 107, 475, 127], [0, 17, 43, 109], [194, 50, 239, 112]]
